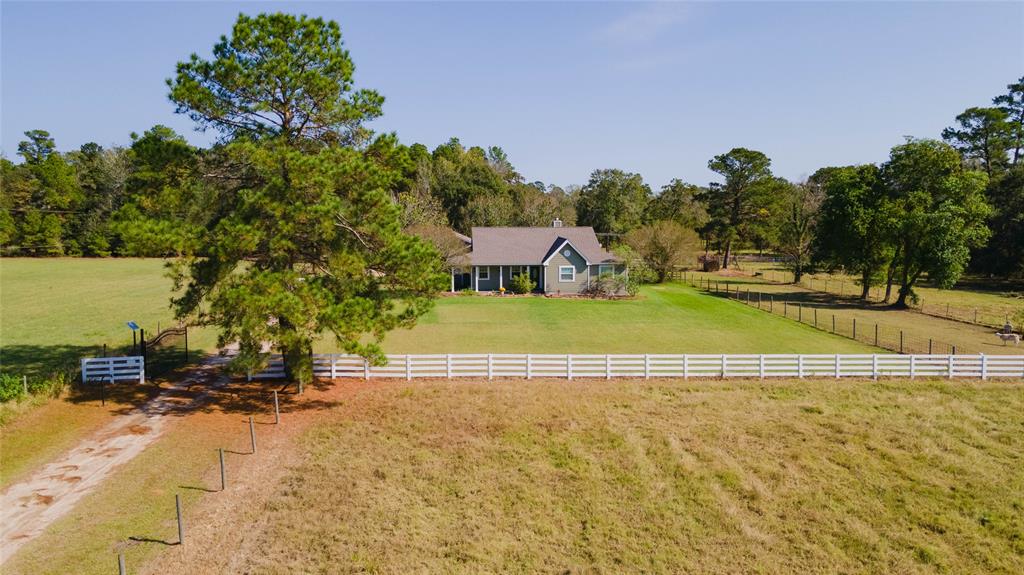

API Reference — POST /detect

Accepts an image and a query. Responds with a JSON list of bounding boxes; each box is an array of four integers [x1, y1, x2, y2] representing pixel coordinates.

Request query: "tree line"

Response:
[[1, 12, 1020, 324]]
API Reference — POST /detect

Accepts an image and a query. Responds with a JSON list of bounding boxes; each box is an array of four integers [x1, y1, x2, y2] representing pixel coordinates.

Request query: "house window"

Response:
[[559, 266, 575, 282], [478, 267, 490, 280], [598, 264, 614, 277], [510, 266, 522, 278]]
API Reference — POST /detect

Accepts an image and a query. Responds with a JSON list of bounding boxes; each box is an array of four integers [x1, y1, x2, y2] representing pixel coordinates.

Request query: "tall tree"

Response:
[[575, 169, 651, 235], [704, 148, 777, 268], [994, 76, 1024, 165], [777, 179, 822, 284], [164, 13, 444, 384], [645, 179, 708, 230], [972, 163, 1024, 278], [812, 165, 894, 298], [882, 139, 990, 307], [941, 107, 1012, 176]]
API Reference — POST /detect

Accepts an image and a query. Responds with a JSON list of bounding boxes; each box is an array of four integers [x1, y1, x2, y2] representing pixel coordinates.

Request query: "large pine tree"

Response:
[[165, 13, 445, 384]]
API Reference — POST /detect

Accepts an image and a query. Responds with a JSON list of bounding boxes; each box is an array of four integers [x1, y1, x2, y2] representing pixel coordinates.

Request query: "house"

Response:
[[450, 219, 626, 295]]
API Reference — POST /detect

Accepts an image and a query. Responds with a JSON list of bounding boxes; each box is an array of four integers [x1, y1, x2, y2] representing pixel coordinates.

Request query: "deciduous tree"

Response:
[[575, 169, 651, 235], [704, 148, 777, 267], [882, 139, 991, 307], [624, 220, 700, 283]]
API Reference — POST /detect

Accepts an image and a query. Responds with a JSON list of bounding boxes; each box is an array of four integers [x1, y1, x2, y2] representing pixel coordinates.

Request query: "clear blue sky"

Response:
[[2, 1, 1021, 189]]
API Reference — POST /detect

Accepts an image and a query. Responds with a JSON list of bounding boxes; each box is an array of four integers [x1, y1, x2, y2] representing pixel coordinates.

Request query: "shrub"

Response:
[[582, 272, 627, 298], [510, 273, 536, 294], [0, 373, 24, 403]]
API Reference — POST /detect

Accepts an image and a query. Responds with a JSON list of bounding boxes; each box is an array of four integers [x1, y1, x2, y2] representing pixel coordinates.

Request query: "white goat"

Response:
[[995, 332, 1021, 346]]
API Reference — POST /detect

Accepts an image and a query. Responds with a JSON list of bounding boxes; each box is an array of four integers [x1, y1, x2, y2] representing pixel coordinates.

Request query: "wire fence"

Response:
[[676, 273, 982, 356], [753, 269, 1019, 330]]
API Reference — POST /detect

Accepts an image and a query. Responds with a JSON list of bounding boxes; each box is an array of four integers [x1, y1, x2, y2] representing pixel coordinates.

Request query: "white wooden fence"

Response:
[[80, 356, 145, 384], [246, 353, 1024, 381]]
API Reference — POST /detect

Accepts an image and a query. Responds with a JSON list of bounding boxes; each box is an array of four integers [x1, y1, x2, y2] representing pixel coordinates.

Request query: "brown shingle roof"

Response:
[[469, 226, 619, 266]]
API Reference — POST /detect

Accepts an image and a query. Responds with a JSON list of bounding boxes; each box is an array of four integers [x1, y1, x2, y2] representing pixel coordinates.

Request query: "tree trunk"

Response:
[[860, 269, 871, 300], [883, 261, 897, 303], [722, 240, 732, 269]]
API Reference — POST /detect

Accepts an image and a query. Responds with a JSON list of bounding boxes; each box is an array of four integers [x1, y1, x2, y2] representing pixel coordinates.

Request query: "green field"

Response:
[[1, 259, 875, 383], [351, 284, 876, 354], [0, 258, 219, 380]]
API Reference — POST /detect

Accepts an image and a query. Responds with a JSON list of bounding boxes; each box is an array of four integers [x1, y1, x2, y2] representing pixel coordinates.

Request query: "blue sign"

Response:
[[127, 321, 140, 331]]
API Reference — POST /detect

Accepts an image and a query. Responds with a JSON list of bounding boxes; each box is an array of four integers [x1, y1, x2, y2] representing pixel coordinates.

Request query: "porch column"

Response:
[[450, 268, 455, 292], [474, 266, 479, 291], [499, 266, 504, 290]]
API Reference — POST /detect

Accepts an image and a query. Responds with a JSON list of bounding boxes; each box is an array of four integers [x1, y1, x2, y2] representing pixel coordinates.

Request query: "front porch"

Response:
[[451, 265, 544, 293]]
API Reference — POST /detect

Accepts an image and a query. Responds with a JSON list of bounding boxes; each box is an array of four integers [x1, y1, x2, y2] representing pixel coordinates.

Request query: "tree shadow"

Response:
[[128, 535, 175, 546], [2, 343, 348, 419], [178, 484, 217, 493]]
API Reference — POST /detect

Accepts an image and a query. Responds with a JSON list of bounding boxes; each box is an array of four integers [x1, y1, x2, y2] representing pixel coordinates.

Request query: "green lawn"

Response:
[[360, 283, 878, 354], [0, 258, 219, 380]]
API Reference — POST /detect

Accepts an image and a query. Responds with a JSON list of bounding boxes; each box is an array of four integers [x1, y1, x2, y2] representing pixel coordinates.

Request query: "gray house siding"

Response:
[[544, 246, 589, 294], [589, 264, 628, 295], [475, 265, 499, 291]]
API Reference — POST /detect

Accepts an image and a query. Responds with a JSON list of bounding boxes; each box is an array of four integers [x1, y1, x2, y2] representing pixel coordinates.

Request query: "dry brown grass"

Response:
[[217, 378, 1024, 574]]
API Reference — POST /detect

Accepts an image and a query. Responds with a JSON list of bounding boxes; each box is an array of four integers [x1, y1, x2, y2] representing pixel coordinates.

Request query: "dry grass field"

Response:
[[100, 377, 1024, 575]]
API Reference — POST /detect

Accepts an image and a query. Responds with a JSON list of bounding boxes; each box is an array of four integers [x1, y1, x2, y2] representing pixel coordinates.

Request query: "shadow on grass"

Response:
[[3, 344, 341, 423], [178, 484, 217, 493], [127, 535, 175, 546]]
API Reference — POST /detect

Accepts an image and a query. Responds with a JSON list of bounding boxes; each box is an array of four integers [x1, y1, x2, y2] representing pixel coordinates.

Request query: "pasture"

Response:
[[8, 377, 1021, 574]]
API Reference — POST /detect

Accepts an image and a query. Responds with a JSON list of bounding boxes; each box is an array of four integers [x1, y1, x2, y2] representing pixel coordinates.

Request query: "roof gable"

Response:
[[541, 237, 589, 265]]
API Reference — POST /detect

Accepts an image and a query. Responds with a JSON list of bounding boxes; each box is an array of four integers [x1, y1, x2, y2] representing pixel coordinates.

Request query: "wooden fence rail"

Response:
[[80, 356, 145, 384], [245, 353, 1024, 381]]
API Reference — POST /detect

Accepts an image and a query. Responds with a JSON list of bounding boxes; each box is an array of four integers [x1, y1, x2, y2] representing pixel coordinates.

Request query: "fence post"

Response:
[[798, 303, 802, 323], [446, 353, 452, 379], [875, 324, 879, 347], [872, 354, 878, 380], [947, 354, 954, 379], [721, 354, 727, 378], [770, 295, 773, 313], [928, 339, 933, 355], [974, 309, 978, 323], [118, 552, 126, 575], [900, 331, 904, 354], [832, 314, 835, 334], [487, 354, 493, 380], [853, 318, 857, 340], [406, 355, 413, 381], [759, 354, 765, 380], [330, 355, 337, 379], [176, 494, 184, 545], [219, 448, 226, 491], [814, 307, 818, 328], [981, 353, 988, 380], [683, 354, 688, 380], [364, 358, 370, 381], [798, 354, 804, 379], [273, 391, 280, 425], [835, 354, 840, 379], [526, 354, 532, 380], [910, 355, 916, 379], [644, 354, 650, 379], [605, 354, 611, 379], [23, 375, 28, 396], [567, 355, 573, 380], [249, 416, 257, 454]]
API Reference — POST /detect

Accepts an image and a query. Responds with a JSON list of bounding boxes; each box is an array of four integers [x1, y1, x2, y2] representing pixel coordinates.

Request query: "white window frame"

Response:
[[559, 266, 575, 282], [478, 267, 490, 280], [598, 264, 614, 277]]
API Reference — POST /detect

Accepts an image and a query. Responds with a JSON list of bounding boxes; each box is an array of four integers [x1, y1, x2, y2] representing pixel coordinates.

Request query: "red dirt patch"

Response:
[[127, 425, 151, 435], [31, 493, 54, 505]]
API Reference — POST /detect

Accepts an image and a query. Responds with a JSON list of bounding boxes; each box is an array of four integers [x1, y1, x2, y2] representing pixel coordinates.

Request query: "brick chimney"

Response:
[[552, 218, 563, 228]]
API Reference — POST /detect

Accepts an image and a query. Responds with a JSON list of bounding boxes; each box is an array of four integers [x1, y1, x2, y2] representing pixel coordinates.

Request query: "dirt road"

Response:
[[0, 359, 227, 565]]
